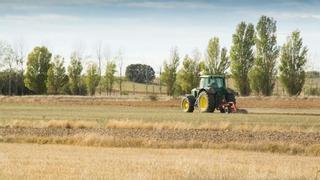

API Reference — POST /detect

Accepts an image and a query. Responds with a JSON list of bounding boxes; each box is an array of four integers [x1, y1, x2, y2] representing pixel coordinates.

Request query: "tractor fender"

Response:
[[184, 94, 196, 102]]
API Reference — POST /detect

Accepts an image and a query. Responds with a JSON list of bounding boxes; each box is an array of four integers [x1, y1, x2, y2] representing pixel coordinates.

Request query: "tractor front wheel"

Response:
[[198, 91, 215, 113], [181, 95, 196, 112]]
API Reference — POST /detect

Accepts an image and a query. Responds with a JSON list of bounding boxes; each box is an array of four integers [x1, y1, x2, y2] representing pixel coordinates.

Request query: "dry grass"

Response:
[[2, 120, 100, 129], [0, 143, 320, 179], [1, 119, 186, 129], [1, 119, 319, 133], [46, 120, 99, 129], [105, 120, 193, 130], [2, 132, 320, 156], [2, 119, 320, 156]]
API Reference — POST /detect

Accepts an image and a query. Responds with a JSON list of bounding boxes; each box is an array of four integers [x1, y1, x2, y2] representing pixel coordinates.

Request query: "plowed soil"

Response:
[[1, 127, 320, 146]]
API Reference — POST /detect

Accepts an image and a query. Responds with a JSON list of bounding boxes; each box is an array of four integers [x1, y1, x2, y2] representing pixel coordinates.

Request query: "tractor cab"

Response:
[[199, 75, 226, 89], [191, 75, 227, 98]]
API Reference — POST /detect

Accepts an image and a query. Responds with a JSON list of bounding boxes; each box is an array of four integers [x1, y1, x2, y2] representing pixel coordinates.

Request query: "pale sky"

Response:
[[0, 0, 319, 72]]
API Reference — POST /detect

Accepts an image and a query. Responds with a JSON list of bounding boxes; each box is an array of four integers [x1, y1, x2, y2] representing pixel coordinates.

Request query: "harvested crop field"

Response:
[[0, 100, 320, 132], [2, 126, 320, 145], [1, 126, 320, 155], [1, 143, 320, 179], [1, 96, 320, 178], [0, 98, 320, 155]]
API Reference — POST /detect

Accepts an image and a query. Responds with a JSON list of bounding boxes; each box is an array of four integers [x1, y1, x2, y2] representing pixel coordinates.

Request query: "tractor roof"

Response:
[[200, 75, 225, 78]]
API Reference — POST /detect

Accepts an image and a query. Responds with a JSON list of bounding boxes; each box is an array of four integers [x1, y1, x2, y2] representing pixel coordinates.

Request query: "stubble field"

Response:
[[0, 96, 320, 179], [1, 143, 320, 179]]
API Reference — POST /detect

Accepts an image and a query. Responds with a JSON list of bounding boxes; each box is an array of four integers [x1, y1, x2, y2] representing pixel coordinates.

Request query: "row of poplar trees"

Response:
[[161, 15, 308, 96], [23, 47, 117, 96]]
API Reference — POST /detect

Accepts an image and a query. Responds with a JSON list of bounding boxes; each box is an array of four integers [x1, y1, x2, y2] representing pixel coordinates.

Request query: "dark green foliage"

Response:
[[205, 37, 229, 75], [103, 61, 117, 95], [160, 48, 180, 96], [86, 63, 100, 96], [67, 52, 83, 95], [249, 16, 279, 96], [230, 22, 255, 96], [79, 76, 88, 96], [176, 55, 201, 94], [24, 46, 52, 94], [0, 70, 29, 95], [125, 64, 155, 83], [280, 31, 308, 96], [46, 55, 68, 94]]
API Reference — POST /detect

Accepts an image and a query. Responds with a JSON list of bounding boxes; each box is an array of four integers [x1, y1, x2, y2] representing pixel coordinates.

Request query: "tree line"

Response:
[[0, 44, 119, 96], [0, 15, 313, 97], [161, 15, 310, 96], [0, 43, 157, 96]]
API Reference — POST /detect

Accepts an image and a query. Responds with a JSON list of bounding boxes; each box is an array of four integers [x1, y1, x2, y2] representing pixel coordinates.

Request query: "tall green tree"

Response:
[[86, 63, 100, 96], [46, 55, 68, 94], [249, 16, 279, 96], [68, 52, 83, 95], [104, 61, 117, 95], [160, 48, 180, 96], [176, 55, 201, 94], [125, 64, 155, 83], [24, 46, 52, 94], [205, 37, 229, 75], [230, 22, 255, 96], [279, 31, 308, 96]]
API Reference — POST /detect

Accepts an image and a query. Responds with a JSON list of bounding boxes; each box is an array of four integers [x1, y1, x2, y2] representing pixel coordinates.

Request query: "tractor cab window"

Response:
[[216, 78, 225, 88], [209, 78, 225, 88]]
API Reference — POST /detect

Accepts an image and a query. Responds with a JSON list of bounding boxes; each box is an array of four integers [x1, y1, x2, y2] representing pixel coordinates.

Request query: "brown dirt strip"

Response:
[[1, 127, 320, 146], [237, 97, 320, 109]]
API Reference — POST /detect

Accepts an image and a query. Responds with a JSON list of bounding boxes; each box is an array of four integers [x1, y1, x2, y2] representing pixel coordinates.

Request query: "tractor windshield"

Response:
[[210, 77, 225, 88]]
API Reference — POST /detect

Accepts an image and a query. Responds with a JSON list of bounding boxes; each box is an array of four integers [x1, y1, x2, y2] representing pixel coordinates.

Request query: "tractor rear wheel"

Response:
[[198, 91, 215, 113], [181, 95, 195, 112]]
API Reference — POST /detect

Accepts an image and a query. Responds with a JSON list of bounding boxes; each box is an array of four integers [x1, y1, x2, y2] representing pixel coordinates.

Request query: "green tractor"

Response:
[[181, 75, 237, 113]]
